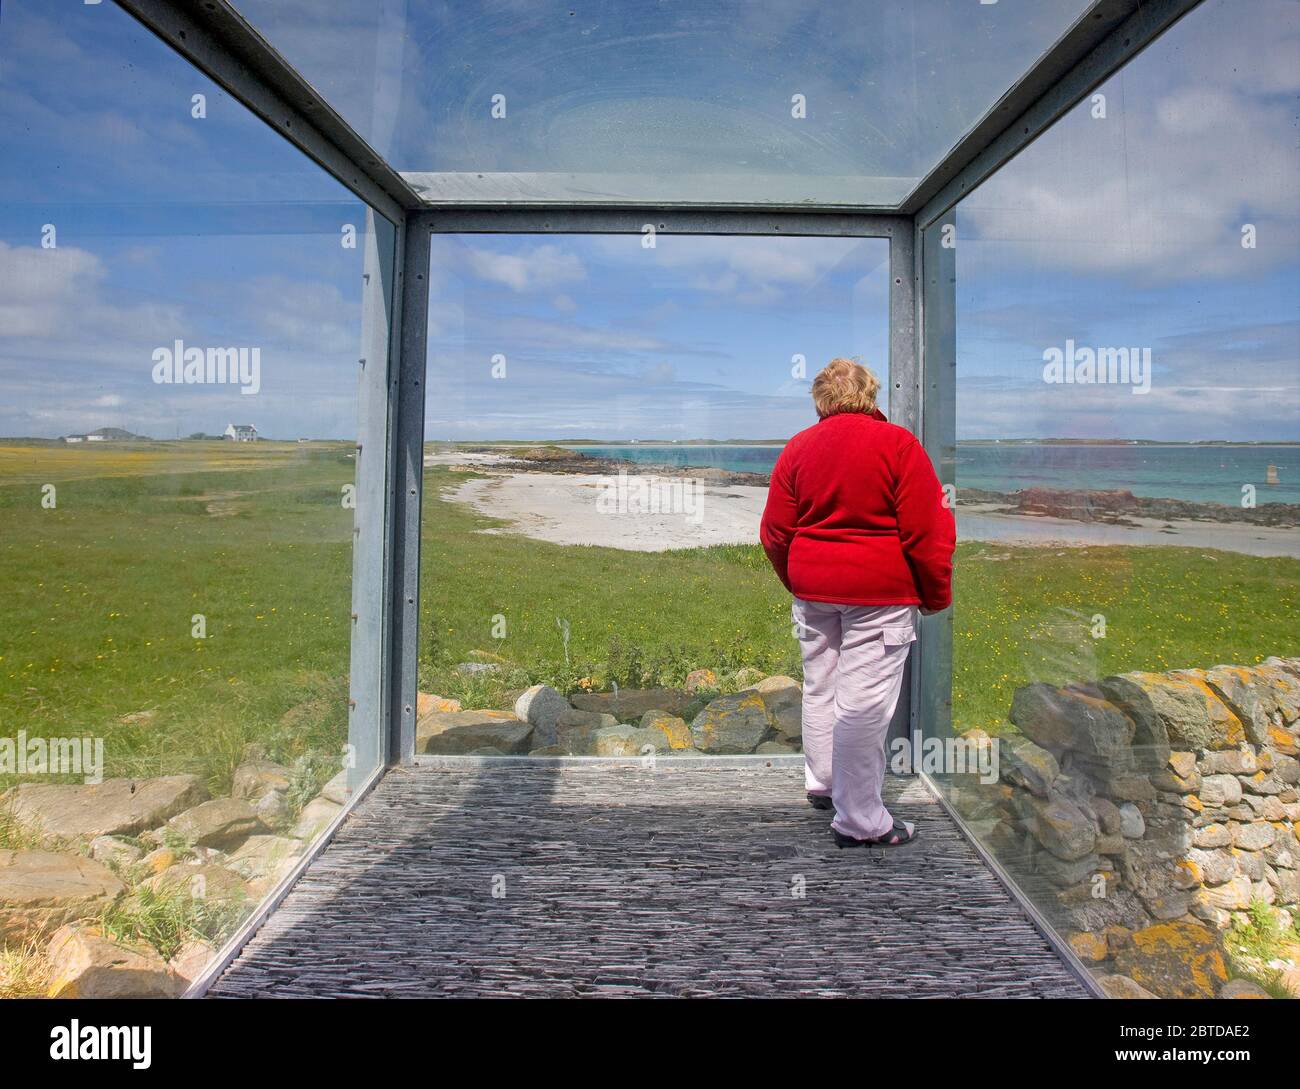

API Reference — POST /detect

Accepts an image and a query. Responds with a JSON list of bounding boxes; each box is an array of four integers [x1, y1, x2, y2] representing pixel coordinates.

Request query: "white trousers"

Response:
[[793, 597, 917, 840]]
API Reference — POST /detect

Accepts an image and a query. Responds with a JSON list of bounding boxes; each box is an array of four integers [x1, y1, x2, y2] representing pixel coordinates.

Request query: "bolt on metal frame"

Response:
[[110, 0, 1208, 996]]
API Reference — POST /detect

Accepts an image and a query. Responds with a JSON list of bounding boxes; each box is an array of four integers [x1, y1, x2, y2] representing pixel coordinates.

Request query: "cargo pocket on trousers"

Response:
[[882, 626, 917, 647]]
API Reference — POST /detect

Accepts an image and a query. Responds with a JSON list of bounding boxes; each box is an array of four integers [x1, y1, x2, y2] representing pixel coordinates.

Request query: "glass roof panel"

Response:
[[233, 0, 1098, 207]]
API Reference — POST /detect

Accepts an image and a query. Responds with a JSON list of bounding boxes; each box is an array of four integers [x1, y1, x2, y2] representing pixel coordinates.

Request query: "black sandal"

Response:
[[807, 793, 833, 811], [833, 821, 917, 849]]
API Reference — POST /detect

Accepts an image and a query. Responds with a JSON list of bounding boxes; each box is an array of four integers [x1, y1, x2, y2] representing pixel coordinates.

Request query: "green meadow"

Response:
[[1, 443, 1298, 796]]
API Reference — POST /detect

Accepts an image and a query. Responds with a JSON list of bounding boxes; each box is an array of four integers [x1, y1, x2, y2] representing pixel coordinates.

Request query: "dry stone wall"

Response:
[[951, 656, 1300, 998]]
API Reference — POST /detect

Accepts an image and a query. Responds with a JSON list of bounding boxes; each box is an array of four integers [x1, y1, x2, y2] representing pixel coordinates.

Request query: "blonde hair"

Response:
[[811, 357, 880, 418]]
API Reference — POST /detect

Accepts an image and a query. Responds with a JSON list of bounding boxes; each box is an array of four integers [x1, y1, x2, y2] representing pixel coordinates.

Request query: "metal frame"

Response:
[[903, 0, 1204, 223], [408, 208, 917, 764], [107, 0, 1213, 997]]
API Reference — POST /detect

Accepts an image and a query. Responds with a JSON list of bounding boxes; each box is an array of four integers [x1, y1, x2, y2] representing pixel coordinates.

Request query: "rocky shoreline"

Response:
[[958, 486, 1300, 528], [457, 446, 1300, 528]]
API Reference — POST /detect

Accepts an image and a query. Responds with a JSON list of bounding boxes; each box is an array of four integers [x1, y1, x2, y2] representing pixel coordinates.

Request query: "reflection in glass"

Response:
[[924, 0, 1300, 999], [234, 0, 1094, 206], [0, 1, 391, 996]]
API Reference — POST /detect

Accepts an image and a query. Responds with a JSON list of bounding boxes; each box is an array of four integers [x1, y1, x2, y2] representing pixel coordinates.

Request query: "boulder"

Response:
[[755, 741, 799, 754], [553, 709, 618, 753], [1185, 847, 1237, 886], [1002, 737, 1059, 797], [745, 675, 803, 743], [168, 939, 217, 987], [1058, 887, 1152, 934], [1205, 666, 1279, 746], [1267, 724, 1299, 757], [684, 669, 718, 693], [570, 687, 693, 718], [1219, 978, 1272, 999], [1026, 794, 1097, 861], [143, 862, 247, 903], [640, 710, 693, 750], [251, 790, 291, 830], [1113, 920, 1228, 998], [557, 708, 617, 731], [591, 726, 667, 757], [1066, 930, 1109, 963], [0, 850, 125, 940], [1200, 749, 1257, 775], [1231, 822, 1276, 851], [1193, 822, 1231, 848], [1, 775, 208, 840], [1094, 771, 1157, 804], [292, 797, 343, 840], [1194, 875, 1253, 911], [1092, 797, 1123, 835], [1239, 771, 1285, 796], [46, 925, 183, 999], [513, 685, 571, 748], [226, 835, 303, 882], [1200, 774, 1243, 807], [1009, 683, 1134, 762], [165, 798, 263, 850], [139, 847, 179, 875], [1095, 974, 1159, 999], [416, 710, 532, 754], [1035, 851, 1107, 888], [319, 771, 350, 806], [417, 692, 461, 716], [231, 760, 292, 803], [88, 835, 144, 868], [690, 691, 773, 754], [1100, 671, 1245, 753]]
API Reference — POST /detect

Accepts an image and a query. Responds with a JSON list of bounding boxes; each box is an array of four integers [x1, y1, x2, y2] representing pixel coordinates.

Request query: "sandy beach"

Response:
[[445, 468, 769, 551], [428, 452, 1300, 558]]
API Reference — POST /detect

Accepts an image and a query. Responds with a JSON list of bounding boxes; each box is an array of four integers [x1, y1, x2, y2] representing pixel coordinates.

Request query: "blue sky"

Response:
[[425, 233, 889, 440], [0, 0, 1296, 443]]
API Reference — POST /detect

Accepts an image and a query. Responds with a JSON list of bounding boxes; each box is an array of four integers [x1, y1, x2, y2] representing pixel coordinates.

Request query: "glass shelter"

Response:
[[0, 0, 1296, 1002]]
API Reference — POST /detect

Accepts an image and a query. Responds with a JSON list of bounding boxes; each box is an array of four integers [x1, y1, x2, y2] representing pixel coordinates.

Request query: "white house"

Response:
[[224, 423, 258, 442]]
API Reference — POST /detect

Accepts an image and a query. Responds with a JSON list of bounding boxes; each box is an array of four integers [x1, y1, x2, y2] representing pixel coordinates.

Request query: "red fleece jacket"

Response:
[[759, 410, 955, 610]]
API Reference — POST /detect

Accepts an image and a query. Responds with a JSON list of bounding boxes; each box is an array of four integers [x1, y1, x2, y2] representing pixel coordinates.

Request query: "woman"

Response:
[[760, 358, 954, 848]]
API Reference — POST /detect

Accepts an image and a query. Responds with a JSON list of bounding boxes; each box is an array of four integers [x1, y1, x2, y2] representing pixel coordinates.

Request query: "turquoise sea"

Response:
[[566, 443, 1300, 507]]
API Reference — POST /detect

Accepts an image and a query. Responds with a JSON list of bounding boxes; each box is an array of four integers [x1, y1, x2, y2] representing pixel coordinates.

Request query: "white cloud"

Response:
[[463, 243, 586, 292], [957, 4, 1300, 283]]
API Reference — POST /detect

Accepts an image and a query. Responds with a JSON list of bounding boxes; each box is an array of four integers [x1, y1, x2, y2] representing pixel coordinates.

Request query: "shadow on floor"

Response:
[[209, 761, 1090, 998]]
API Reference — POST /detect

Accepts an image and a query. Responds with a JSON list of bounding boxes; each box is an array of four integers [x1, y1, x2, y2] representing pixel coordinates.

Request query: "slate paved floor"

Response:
[[210, 762, 1091, 998]]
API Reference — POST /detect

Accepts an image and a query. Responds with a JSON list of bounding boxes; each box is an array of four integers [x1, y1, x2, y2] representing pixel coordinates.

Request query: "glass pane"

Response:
[[923, 0, 1300, 1000], [233, 0, 1095, 206], [0, 0, 392, 996], [419, 232, 889, 757]]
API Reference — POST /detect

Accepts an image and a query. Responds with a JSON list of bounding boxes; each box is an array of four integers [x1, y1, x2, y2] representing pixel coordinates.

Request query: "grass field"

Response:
[[0, 441, 356, 794], [1, 444, 1298, 799]]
